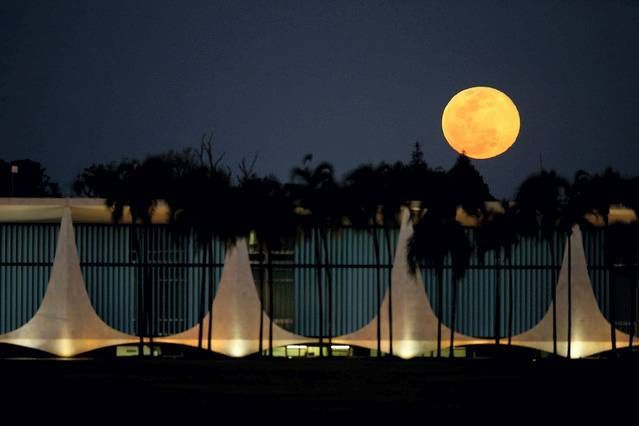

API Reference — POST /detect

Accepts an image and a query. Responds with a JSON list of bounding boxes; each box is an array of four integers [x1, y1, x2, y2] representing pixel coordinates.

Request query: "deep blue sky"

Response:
[[1, 1, 638, 197]]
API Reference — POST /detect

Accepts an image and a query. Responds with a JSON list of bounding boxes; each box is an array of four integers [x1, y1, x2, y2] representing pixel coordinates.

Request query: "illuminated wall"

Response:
[[0, 200, 636, 358], [0, 208, 137, 356]]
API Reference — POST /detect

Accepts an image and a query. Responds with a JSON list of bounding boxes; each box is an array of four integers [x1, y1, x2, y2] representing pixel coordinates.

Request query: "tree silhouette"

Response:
[[75, 158, 161, 356], [343, 163, 389, 356], [66, 143, 639, 362], [606, 222, 639, 351], [406, 159, 471, 357], [620, 176, 639, 350], [515, 169, 570, 356], [376, 162, 405, 356], [73, 162, 120, 199], [0, 159, 61, 197], [448, 154, 493, 216], [289, 155, 340, 356], [236, 166, 296, 356], [167, 154, 236, 351], [571, 167, 625, 356], [442, 156, 486, 356], [408, 206, 471, 357]]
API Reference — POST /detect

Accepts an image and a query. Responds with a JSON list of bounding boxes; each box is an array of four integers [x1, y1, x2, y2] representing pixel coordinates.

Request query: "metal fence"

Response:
[[76, 224, 225, 336], [0, 224, 57, 333], [582, 227, 637, 335], [0, 223, 636, 340], [422, 230, 565, 338]]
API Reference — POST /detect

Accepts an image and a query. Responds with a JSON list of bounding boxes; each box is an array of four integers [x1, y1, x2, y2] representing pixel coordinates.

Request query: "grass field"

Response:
[[1, 355, 636, 422]]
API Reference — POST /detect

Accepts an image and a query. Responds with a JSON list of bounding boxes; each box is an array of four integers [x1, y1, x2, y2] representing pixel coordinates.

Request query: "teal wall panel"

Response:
[[0, 224, 57, 334], [291, 227, 398, 337], [3, 221, 634, 346], [75, 224, 225, 337]]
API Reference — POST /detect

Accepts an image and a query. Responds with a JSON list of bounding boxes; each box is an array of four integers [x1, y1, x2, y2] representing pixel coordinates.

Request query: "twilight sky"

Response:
[[1, 1, 638, 197]]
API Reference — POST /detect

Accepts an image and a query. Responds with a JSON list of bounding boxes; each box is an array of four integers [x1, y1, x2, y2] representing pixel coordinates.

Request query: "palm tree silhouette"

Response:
[[405, 153, 487, 358], [447, 154, 492, 353], [75, 158, 161, 354], [571, 167, 624, 355], [108, 159, 159, 356], [515, 169, 570, 356], [408, 206, 471, 357], [343, 163, 390, 356], [236, 168, 296, 356], [406, 166, 455, 358], [167, 152, 236, 352], [380, 145, 438, 356], [289, 155, 340, 356], [377, 162, 405, 356]]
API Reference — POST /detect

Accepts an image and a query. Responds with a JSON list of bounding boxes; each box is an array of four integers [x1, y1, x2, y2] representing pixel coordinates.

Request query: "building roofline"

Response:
[[0, 198, 169, 223], [0, 198, 634, 226]]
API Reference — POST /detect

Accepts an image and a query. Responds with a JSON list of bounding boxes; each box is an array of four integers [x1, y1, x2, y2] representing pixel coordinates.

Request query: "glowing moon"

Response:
[[442, 86, 520, 159]]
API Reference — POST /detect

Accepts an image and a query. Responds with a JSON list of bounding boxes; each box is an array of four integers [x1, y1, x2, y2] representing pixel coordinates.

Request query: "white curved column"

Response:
[[334, 208, 486, 358], [513, 226, 632, 358], [156, 239, 307, 357], [0, 208, 137, 356]]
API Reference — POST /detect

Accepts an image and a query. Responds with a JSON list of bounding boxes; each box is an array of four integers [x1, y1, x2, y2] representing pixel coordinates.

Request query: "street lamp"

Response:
[[10, 164, 18, 197]]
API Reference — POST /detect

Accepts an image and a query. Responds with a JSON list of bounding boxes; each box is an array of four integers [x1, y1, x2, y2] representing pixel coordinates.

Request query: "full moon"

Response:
[[441, 86, 520, 159]]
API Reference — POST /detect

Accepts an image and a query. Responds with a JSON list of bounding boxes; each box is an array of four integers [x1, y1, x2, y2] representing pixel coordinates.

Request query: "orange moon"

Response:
[[441, 86, 520, 159]]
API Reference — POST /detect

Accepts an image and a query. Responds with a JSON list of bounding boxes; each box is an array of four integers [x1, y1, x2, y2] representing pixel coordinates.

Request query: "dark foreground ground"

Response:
[[1, 356, 636, 422]]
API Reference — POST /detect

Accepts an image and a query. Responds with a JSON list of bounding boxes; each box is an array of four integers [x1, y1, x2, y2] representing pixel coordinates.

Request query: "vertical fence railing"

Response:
[[0, 224, 57, 334], [265, 226, 399, 338], [422, 231, 565, 338], [2, 222, 637, 348], [75, 224, 225, 337], [582, 227, 610, 321], [582, 226, 639, 337]]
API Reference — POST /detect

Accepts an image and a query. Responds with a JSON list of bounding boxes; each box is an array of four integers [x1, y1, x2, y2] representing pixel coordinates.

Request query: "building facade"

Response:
[[0, 199, 636, 356]]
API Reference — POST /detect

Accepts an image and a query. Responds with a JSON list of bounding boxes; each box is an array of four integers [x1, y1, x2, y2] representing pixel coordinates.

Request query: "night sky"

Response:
[[1, 1, 638, 197]]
